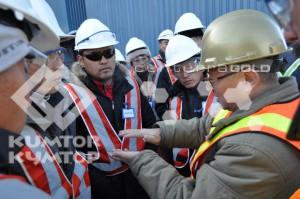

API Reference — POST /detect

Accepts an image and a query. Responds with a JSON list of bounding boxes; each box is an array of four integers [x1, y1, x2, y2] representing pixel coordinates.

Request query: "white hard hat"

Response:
[[75, 18, 118, 50], [0, 0, 59, 51], [174, 13, 205, 34], [125, 37, 151, 62], [115, 48, 126, 62], [157, 29, 174, 41], [165, 35, 201, 67], [125, 37, 148, 55], [29, 0, 74, 42]]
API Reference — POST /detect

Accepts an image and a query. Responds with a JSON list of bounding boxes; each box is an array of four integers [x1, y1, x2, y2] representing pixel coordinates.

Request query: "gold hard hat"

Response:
[[199, 9, 288, 69]]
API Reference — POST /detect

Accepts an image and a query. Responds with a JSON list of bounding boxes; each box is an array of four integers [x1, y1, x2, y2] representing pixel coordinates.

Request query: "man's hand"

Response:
[[119, 128, 161, 145], [111, 149, 140, 164]]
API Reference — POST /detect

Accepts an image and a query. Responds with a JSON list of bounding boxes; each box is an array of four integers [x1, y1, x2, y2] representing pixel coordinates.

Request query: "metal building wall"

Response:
[[47, 0, 269, 56], [66, 0, 87, 31], [46, 0, 70, 33]]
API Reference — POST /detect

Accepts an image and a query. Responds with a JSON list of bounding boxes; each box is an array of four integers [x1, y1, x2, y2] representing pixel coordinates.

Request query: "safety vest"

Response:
[[283, 58, 300, 77], [169, 97, 191, 168], [64, 75, 143, 176], [204, 90, 215, 114], [152, 54, 177, 85], [167, 67, 177, 85], [290, 188, 300, 199], [151, 56, 164, 86], [190, 97, 300, 178], [0, 174, 53, 198], [16, 125, 91, 199]]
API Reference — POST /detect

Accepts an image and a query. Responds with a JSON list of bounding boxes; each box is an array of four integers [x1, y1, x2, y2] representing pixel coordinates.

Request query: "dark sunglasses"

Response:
[[82, 48, 115, 61]]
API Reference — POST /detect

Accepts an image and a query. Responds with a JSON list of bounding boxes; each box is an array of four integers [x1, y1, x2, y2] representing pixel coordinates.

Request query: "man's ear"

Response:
[[243, 70, 260, 86]]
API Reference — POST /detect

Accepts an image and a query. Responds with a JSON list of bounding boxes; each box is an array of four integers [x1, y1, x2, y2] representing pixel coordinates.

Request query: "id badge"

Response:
[[148, 100, 153, 108], [122, 108, 135, 119]]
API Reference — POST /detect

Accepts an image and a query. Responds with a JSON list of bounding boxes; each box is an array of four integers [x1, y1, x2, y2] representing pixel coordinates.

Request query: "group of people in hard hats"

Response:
[[0, 0, 300, 198]]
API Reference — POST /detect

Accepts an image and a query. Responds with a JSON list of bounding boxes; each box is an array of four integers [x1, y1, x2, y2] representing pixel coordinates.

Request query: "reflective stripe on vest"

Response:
[[169, 97, 190, 168], [122, 75, 144, 152], [64, 79, 143, 176], [204, 90, 215, 114], [290, 188, 300, 199], [0, 176, 52, 199], [284, 58, 300, 77], [73, 153, 91, 199], [167, 67, 177, 85], [0, 174, 26, 182], [151, 57, 164, 86], [190, 98, 300, 178], [17, 126, 91, 198], [155, 53, 177, 85]]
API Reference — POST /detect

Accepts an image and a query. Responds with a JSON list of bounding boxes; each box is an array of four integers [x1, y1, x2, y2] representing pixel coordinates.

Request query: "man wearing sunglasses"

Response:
[[112, 10, 300, 199], [71, 19, 156, 199]]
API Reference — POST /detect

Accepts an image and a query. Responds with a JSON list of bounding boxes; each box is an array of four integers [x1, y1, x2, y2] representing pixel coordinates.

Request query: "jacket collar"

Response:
[[211, 77, 299, 134], [83, 64, 132, 98]]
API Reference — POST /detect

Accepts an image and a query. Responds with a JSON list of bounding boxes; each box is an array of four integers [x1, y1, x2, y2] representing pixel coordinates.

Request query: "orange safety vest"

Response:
[[151, 57, 164, 86], [169, 97, 191, 168], [290, 188, 300, 199], [17, 125, 91, 199], [152, 54, 177, 86], [167, 67, 177, 85], [64, 75, 143, 176], [190, 97, 300, 179], [204, 90, 215, 115]]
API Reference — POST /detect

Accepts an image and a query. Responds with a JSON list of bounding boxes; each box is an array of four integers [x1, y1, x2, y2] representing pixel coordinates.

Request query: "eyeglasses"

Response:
[[173, 57, 201, 74], [24, 46, 48, 67], [134, 62, 156, 73], [46, 47, 65, 60], [132, 55, 149, 63], [207, 72, 238, 86], [265, 0, 293, 28], [82, 48, 115, 61]]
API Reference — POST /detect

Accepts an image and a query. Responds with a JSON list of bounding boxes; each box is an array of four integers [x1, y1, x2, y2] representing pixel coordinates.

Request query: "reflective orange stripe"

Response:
[[17, 146, 51, 194], [167, 67, 177, 85], [204, 90, 215, 114], [290, 189, 300, 199], [190, 98, 300, 178], [252, 98, 299, 118]]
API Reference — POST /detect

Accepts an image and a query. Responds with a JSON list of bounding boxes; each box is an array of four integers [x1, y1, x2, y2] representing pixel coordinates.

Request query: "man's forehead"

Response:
[[83, 46, 114, 53]]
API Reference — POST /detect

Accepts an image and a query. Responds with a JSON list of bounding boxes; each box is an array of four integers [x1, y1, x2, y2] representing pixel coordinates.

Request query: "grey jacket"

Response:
[[128, 77, 300, 199]]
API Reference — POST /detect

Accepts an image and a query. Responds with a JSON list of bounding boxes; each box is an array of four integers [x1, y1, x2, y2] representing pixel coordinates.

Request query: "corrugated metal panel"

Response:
[[83, 0, 269, 56], [46, 0, 69, 33], [65, 0, 87, 31], [49, 0, 270, 56]]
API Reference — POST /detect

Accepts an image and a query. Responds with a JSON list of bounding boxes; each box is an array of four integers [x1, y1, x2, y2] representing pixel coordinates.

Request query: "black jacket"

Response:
[[156, 80, 206, 120], [155, 81, 206, 177], [0, 129, 28, 181], [76, 65, 156, 147], [156, 67, 175, 95], [76, 65, 156, 199]]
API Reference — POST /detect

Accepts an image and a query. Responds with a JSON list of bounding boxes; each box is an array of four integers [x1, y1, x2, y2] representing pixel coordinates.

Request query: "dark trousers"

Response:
[[89, 164, 150, 199]]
